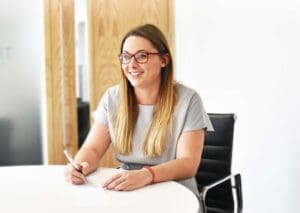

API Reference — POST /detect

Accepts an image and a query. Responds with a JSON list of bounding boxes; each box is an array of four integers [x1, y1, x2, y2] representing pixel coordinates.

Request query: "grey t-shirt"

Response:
[[93, 83, 214, 195]]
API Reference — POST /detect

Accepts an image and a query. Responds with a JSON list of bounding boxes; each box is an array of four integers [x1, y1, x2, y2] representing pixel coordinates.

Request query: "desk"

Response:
[[0, 165, 199, 213]]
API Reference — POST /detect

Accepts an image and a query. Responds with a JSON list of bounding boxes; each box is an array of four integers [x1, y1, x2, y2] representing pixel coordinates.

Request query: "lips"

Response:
[[129, 72, 143, 77]]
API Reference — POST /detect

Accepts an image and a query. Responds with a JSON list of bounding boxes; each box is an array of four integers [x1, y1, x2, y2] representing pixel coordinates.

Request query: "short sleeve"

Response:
[[182, 93, 214, 132], [92, 91, 109, 126]]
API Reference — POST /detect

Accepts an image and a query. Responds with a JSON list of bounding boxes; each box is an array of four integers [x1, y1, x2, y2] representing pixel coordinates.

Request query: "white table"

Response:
[[0, 165, 199, 213]]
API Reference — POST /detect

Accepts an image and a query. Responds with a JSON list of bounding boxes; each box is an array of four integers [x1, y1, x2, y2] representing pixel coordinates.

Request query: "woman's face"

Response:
[[121, 36, 165, 89]]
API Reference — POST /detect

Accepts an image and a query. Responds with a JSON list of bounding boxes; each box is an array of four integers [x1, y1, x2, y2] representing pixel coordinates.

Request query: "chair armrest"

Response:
[[201, 173, 238, 198], [199, 173, 243, 213]]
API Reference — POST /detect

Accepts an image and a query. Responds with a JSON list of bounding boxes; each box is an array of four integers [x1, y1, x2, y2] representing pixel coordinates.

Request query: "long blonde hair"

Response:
[[113, 24, 178, 157]]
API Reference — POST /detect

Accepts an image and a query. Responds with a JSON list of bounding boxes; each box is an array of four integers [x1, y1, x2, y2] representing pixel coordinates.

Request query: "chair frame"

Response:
[[199, 173, 243, 213]]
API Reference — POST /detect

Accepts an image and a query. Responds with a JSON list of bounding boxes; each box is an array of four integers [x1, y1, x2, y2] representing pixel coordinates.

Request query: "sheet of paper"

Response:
[[67, 183, 110, 207]]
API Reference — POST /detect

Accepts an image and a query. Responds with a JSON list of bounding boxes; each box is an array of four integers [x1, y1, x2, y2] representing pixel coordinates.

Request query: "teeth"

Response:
[[130, 72, 142, 76]]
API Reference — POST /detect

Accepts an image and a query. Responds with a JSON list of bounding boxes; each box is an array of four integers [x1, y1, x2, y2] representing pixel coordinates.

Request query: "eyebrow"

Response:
[[122, 50, 152, 54]]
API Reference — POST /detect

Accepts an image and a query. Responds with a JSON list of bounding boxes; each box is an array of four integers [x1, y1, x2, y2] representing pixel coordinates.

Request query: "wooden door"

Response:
[[44, 0, 78, 164]]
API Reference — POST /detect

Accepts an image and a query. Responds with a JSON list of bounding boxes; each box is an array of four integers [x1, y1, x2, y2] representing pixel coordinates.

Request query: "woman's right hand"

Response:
[[64, 162, 89, 185]]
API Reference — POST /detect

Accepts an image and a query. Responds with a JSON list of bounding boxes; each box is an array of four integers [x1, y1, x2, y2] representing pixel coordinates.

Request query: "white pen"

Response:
[[63, 149, 88, 183], [63, 149, 81, 171], [64, 148, 87, 172]]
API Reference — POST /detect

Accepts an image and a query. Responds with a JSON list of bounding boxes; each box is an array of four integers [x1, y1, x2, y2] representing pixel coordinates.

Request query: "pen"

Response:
[[63, 149, 88, 183], [63, 149, 82, 172]]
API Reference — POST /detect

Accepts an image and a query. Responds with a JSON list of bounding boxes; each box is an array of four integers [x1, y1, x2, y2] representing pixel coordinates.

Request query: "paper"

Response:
[[67, 183, 110, 207]]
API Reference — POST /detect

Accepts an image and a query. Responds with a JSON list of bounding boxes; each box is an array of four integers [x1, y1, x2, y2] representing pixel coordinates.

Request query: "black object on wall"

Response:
[[77, 98, 90, 148], [0, 119, 12, 165]]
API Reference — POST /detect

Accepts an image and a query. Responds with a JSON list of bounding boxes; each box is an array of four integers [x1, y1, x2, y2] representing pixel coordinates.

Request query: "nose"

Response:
[[128, 55, 138, 68]]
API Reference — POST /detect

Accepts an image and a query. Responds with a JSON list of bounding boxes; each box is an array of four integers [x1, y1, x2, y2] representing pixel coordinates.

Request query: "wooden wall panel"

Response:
[[88, 0, 174, 167], [44, 0, 78, 164]]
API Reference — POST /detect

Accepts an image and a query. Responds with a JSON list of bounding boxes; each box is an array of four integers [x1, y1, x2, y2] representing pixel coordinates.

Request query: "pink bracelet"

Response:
[[143, 166, 156, 184]]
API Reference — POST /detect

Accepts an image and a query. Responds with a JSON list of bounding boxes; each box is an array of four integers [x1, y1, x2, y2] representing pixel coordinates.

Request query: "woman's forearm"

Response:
[[148, 130, 204, 183], [73, 123, 111, 174], [74, 146, 101, 174], [150, 157, 200, 183]]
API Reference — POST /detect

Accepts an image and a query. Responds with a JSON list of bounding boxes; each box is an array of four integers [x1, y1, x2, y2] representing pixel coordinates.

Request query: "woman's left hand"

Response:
[[102, 169, 152, 191]]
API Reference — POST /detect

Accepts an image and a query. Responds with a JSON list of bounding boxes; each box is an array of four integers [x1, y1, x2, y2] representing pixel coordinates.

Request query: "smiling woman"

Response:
[[87, 0, 175, 167], [63, 25, 214, 208], [44, 0, 174, 165]]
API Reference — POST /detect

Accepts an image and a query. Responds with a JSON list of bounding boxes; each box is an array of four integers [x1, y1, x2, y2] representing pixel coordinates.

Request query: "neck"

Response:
[[134, 82, 160, 105]]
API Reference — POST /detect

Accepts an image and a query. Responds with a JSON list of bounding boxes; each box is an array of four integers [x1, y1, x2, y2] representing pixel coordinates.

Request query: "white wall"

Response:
[[74, 0, 89, 102], [0, 0, 44, 164], [175, 0, 300, 212]]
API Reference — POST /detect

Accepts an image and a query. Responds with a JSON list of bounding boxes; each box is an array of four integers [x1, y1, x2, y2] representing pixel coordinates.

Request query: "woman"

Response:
[[65, 24, 213, 196]]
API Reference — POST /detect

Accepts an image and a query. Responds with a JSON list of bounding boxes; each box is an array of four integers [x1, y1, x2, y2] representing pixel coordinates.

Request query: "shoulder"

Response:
[[175, 82, 201, 102], [98, 84, 120, 108], [102, 84, 120, 101], [174, 82, 205, 114], [105, 84, 119, 97]]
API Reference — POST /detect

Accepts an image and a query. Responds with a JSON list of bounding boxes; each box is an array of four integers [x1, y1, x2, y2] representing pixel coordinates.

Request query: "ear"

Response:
[[161, 53, 170, 68]]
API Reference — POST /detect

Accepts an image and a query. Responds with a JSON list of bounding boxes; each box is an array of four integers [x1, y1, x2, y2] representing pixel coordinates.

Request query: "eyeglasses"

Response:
[[118, 50, 161, 64]]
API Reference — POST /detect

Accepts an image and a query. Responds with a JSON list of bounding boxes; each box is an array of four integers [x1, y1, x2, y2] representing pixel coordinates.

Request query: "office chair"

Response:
[[196, 113, 243, 213]]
